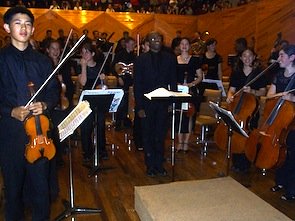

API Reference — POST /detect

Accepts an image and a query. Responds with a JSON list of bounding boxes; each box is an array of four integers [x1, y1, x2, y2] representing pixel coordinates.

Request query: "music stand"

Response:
[[79, 89, 124, 177], [149, 94, 192, 182], [209, 101, 248, 176], [55, 101, 102, 220]]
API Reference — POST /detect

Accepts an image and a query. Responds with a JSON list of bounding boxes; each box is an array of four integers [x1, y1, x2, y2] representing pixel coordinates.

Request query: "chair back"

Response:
[[199, 89, 222, 118]]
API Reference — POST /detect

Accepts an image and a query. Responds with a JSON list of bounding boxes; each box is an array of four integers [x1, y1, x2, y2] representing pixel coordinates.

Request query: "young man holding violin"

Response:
[[0, 6, 59, 220]]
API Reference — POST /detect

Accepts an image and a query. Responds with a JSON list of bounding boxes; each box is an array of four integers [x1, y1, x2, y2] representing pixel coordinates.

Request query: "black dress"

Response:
[[229, 67, 267, 171], [176, 56, 201, 133], [76, 63, 107, 160]]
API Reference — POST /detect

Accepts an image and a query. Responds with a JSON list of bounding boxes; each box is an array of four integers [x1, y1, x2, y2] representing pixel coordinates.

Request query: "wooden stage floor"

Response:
[[0, 123, 294, 220]]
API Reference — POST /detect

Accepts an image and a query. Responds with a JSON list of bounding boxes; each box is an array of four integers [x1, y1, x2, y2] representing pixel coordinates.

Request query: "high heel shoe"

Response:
[[176, 143, 183, 152], [281, 194, 295, 201], [183, 143, 189, 153], [270, 185, 284, 192]]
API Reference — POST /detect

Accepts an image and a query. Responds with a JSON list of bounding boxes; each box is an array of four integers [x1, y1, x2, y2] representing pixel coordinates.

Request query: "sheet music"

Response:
[[144, 87, 191, 100], [58, 101, 92, 141], [177, 85, 189, 110], [202, 79, 226, 97], [209, 101, 248, 138], [79, 89, 124, 113]]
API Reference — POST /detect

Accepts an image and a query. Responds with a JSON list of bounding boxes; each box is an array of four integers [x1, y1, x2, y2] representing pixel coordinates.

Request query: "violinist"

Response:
[[176, 37, 203, 152], [226, 47, 267, 172], [0, 6, 59, 220], [267, 44, 295, 201], [46, 40, 73, 167], [77, 42, 108, 162]]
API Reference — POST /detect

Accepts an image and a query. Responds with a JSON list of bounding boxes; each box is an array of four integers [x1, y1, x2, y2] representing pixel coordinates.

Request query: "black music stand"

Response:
[[55, 102, 101, 221], [81, 94, 115, 177], [151, 95, 192, 181], [209, 101, 248, 176]]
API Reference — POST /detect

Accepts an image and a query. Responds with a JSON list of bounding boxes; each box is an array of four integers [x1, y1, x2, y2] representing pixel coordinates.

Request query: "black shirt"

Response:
[[76, 62, 103, 90], [0, 44, 59, 117], [134, 50, 177, 110], [230, 67, 267, 91], [273, 69, 295, 93], [202, 53, 222, 80]]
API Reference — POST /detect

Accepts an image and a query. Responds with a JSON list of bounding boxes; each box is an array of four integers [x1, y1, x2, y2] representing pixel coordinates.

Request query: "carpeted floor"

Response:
[[135, 177, 292, 221]]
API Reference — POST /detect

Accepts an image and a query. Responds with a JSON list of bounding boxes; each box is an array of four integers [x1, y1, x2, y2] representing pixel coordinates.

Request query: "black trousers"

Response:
[[275, 130, 295, 195], [115, 92, 130, 127], [0, 118, 51, 221], [80, 111, 106, 159], [133, 107, 143, 149], [141, 102, 169, 170]]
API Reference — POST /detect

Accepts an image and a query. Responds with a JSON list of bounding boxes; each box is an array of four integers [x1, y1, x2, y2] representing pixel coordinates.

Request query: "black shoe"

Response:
[[146, 168, 157, 177], [271, 185, 284, 192], [136, 146, 143, 151], [115, 125, 122, 131], [83, 157, 92, 163], [281, 194, 295, 201], [123, 118, 132, 128], [100, 151, 109, 160], [156, 168, 168, 177]]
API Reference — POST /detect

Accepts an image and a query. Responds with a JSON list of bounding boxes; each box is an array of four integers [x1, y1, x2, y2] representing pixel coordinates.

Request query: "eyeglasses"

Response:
[[150, 37, 162, 42]]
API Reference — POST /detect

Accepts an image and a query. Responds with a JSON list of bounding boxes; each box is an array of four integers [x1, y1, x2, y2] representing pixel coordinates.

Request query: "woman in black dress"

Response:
[[77, 42, 108, 161], [227, 47, 267, 172], [176, 38, 203, 152], [202, 38, 222, 80]]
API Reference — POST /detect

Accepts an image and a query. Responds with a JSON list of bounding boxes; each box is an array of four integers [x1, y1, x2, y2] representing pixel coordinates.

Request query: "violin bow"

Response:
[[267, 88, 295, 99], [91, 46, 113, 90], [233, 61, 278, 97], [25, 34, 86, 108], [58, 28, 73, 64]]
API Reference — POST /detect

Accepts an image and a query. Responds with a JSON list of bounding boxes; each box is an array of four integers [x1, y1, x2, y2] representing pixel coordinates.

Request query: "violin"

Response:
[[24, 82, 56, 163], [59, 80, 69, 110], [183, 71, 195, 117]]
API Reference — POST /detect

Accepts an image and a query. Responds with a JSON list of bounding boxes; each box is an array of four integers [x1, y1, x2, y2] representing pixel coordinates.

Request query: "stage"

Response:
[[135, 177, 292, 221]]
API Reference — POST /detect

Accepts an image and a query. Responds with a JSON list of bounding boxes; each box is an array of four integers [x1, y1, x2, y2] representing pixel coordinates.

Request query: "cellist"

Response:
[[267, 44, 295, 201], [226, 47, 267, 172]]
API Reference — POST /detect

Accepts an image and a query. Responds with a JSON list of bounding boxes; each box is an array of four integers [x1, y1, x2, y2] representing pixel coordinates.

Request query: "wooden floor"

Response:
[[1, 121, 295, 220]]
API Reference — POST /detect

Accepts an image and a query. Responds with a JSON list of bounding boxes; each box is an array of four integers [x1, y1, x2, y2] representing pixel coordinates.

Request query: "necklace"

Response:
[[181, 55, 190, 62]]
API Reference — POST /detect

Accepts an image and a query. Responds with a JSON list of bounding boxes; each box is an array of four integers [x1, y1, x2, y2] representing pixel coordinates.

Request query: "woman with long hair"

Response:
[[176, 37, 203, 152], [227, 47, 267, 172]]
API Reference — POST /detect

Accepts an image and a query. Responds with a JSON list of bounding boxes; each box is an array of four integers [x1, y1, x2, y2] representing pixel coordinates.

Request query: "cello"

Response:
[[214, 92, 258, 153], [214, 62, 277, 153], [24, 82, 56, 163], [244, 75, 295, 169]]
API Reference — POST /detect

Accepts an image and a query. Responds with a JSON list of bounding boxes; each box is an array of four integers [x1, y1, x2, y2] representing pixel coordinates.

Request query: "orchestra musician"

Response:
[[112, 37, 136, 130], [46, 39, 73, 167], [134, 31, 177, 177], [77, 42, 109, 162], [267, 44, 295, 201], [176, 37, 203, 152], [226, 47, 267, 172], [133, 37, 150, 151], [0, 6, 59, 220]]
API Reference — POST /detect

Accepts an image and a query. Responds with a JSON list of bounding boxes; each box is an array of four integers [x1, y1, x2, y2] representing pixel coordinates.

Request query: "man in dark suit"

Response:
[[134, 31, 177, 177]]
